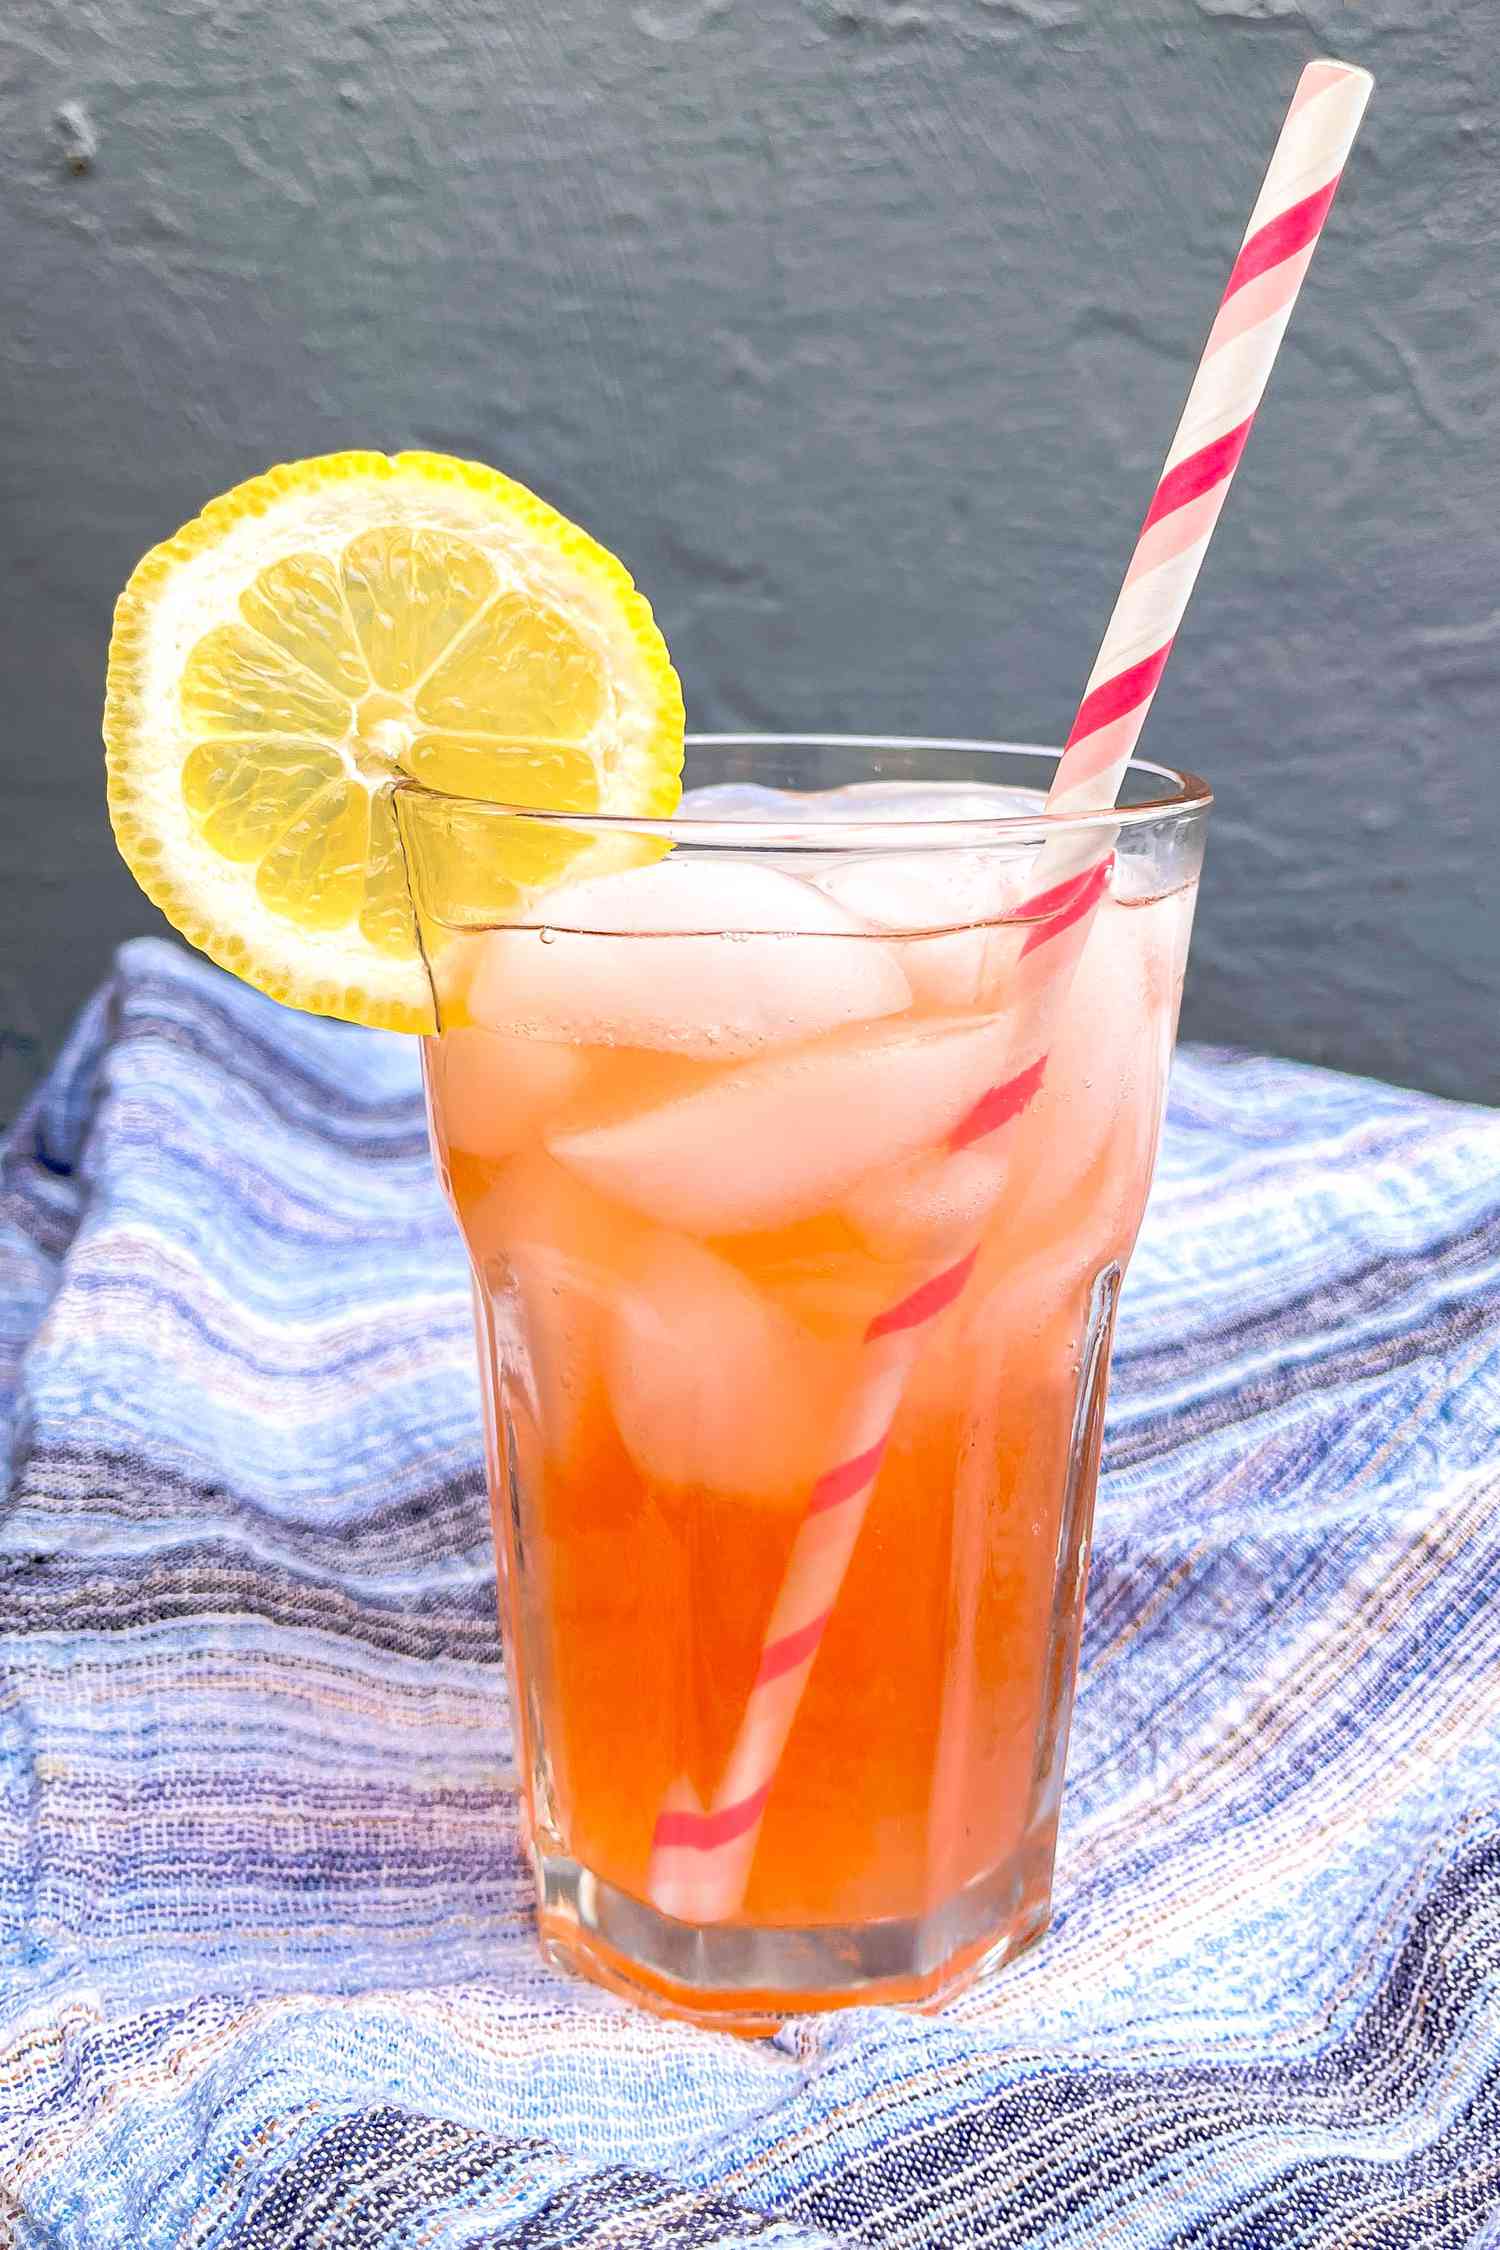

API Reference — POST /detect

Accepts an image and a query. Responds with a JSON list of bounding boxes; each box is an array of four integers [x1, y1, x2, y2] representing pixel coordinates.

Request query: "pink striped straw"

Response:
[[1048, 57, 1374, 822], [648, 57, 1373, 1925]]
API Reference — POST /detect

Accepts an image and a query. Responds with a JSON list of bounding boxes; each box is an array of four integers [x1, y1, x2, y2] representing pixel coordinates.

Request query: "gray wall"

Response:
[[4, 0, 1497, 1115]]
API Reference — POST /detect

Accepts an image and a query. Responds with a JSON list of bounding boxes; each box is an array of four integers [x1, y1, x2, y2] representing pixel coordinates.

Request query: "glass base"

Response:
[[533, 1839, 1057, 2033]]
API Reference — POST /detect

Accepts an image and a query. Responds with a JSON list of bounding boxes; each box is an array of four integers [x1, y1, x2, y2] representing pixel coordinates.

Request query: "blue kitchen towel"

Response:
[[2, 936, 1498, 2249]]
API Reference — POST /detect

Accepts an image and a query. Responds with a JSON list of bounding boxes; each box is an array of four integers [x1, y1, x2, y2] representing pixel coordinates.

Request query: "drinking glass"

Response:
[[398, 736, 1210, 2029]]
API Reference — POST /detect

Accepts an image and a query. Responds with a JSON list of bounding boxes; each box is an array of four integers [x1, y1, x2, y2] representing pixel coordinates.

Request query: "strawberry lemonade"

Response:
[[404, 742, 1208, 2024], [99, 454, 1212, 2026]]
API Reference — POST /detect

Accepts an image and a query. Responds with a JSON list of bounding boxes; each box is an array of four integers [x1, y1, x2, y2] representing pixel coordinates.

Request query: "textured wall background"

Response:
[[3, 0, 1497, 1113]]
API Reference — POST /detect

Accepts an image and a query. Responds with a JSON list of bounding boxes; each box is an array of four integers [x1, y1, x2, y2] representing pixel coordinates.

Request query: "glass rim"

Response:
[[397, 734, 1212, 849]]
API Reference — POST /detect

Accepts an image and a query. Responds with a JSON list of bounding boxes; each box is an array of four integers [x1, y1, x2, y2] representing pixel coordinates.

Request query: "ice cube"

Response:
[[549, 1011, 1015, 1235], [1001, 896, 1148, 1234], [677, 777, 1045, 825], [606, 1233, 836, 1498], [676, 782, 810, 820], [816, 849, 1032, 1008], [809, 780, 1046, 822], [842, 1138, 1013, 1260], [851, 885, 1195, 1261], [428, 1025, 590, 1164], [466, 856, 911, 1060], [468, 1154, 638, 1465]]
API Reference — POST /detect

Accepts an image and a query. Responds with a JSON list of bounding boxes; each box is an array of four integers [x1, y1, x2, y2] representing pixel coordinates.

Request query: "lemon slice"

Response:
[[104, 450, 684, 1032]]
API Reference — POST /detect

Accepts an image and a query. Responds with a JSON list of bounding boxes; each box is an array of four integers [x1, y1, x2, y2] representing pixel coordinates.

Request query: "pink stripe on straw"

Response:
[[653, 1782, 772, 1853], [1028, 853, 1114, 921], [1122, 484, 1227, 592], [807, 1436, 890, 1514], [1223, 177, 1342, 303], [1020, 854, 1113, 957], [1043, 711, 1146, 802], [949, 1053, 1048, 1152], [1013, 864, 1099, 921], [1288, 57, 1349, 117], [1200, 241, 1318, 363], [865, 1246, 979, 1342], [1062, 643, 1175, 756], [1140, 420, 1254, 533], [646, 57, 1372, 1926], [755, 1609, 833, 1688]]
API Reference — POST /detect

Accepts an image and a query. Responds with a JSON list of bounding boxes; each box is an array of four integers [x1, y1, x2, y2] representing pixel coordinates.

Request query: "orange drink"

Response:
[[405, 738, 1209, 2028]]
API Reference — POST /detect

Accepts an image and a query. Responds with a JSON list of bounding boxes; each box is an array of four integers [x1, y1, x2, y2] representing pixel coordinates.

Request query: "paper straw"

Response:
[[648, 904, 1098, 1925], [1046, 57, 1373, 822], [648, 57, 1372, 1924]]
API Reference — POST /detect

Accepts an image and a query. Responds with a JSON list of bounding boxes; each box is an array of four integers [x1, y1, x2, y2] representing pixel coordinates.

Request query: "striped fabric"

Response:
[[3, 936, 1499, 2249]]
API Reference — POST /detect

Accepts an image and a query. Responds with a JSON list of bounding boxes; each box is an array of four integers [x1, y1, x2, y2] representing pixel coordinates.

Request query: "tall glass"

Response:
[[398, 738, 1210, 2029]]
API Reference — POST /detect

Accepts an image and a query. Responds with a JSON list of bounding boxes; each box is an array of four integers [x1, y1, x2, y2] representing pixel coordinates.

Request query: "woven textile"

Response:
[[3, 937, 1499, 2249]]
